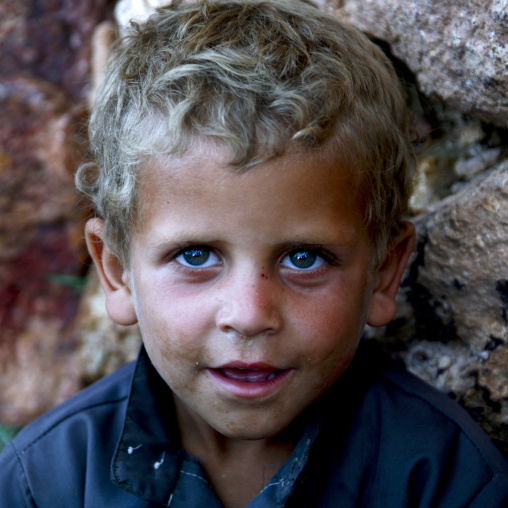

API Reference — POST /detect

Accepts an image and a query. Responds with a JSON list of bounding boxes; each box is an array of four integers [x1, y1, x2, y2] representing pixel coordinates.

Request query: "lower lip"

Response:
[[207, 368, 293, 399]]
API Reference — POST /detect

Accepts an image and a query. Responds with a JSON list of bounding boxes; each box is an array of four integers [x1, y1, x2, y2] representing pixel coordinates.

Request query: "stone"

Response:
[[0, 0, 116, 425], [326, 0, 508, 128], [76, 267, 141, 385], [115, 0, 168, 32], [409, 105, 506, 213], [0, 0, 114, 102], [88, 21, 117, 107], [367, 159, 508, 455], [0, 77, 87, 424]]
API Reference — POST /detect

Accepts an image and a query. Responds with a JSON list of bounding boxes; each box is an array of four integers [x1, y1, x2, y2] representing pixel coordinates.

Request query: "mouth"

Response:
[[208, 363, 293, 399], [218, 367, 284, 382]]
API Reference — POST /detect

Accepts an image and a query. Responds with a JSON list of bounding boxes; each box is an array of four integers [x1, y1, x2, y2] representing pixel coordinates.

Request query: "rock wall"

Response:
[[0, 0, 116, 425], [327, 0, 508, 128], [1, 0, 507, 457], [325, 0, 508, 456]]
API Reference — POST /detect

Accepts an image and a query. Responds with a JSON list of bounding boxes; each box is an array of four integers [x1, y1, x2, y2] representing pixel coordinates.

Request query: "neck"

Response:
[[172, 394, 303, 508]]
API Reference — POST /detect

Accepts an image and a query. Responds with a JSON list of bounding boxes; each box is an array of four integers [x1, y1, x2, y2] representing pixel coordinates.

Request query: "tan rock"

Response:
[[369, 159, 508, 454], [88, 21, 117, 108], [76, 267, 141, 384], [415, 161, 508, 350], [328, 0, 508, 128], [115, 0, 169, 31]]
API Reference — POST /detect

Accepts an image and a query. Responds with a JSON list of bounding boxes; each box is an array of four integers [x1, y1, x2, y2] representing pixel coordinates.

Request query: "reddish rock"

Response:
[[0, 0, 115, 102], [0, 77, 87, 424], [0, 0, 116, 425]]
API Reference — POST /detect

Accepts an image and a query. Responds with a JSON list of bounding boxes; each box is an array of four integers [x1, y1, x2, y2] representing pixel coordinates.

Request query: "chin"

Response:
[[211, 414, 297, 442]]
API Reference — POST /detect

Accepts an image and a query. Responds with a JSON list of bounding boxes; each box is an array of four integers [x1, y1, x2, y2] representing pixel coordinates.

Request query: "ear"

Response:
[[85, 218, 138, 326], [367, 222, 415, 328]]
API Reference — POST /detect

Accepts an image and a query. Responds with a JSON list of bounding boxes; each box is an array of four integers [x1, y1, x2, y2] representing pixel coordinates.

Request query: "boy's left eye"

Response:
[[174, 247, 220, 268], [280, 249, 326, 270]]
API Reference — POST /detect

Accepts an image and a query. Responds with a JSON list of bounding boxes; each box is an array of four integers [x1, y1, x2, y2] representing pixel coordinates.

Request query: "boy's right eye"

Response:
[[174, 247, 220, 268]]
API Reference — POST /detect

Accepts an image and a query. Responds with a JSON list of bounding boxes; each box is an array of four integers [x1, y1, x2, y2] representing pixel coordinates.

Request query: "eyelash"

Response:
[[169, 245, 221, 268], [282, 246, 339, 270], [168, 245, 339, 270], [299, 246, 338, 264]]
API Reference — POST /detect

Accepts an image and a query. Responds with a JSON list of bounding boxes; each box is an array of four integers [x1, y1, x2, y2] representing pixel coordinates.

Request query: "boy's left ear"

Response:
[[367, 222, 415, 328]]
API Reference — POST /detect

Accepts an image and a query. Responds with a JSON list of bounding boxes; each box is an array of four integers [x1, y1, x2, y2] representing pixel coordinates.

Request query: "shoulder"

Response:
[[14, 360, 134, 451], [367, 365, 508, 506], [373, 363, 504, 467], [308, 348, 508, 507], [0, 361, 136, 507], [11, 360, 134, 452]]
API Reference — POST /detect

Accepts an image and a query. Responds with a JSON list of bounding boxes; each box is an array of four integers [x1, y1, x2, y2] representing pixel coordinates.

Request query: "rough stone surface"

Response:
[[0, 0, 114, 102], [88, 21, 117, 107], [77, 267, 141, 385], [367, 160, 508, 454], [325, 0, 508, 128], [0, 77, 87, 424], [115, 0, 167, 31], [409, 108, 507, 213], [0, 0, 116, 425]]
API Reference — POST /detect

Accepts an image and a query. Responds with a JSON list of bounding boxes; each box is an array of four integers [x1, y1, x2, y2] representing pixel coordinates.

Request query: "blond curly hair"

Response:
[[76, 0, 416, 264]]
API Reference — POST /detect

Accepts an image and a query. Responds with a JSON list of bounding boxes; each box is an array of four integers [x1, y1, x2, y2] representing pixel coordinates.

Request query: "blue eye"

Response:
[[175, 247, 220, 268], [281, 250, 326, 270]]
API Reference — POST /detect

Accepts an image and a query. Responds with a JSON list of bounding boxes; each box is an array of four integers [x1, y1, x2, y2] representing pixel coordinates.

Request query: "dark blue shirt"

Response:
[[1, 342, 508, 507]]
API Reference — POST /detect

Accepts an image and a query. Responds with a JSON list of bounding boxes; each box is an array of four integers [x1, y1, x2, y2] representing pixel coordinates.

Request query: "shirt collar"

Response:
[[111, 346, 182, 504], [111, 345, 363, 505]]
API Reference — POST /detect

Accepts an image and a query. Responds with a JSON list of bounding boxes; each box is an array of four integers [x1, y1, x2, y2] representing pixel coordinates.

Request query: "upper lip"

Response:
[[214, 361, 283, 370]]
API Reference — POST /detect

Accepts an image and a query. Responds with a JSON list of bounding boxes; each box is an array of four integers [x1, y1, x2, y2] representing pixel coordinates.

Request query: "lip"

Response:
[[207, 362, 293, 399]]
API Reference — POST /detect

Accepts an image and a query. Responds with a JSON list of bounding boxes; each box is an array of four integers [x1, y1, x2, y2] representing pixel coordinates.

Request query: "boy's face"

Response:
[[88, 141, 413, 442]]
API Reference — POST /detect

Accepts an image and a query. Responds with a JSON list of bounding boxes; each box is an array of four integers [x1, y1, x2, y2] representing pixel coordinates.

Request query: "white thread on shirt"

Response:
[[127, 444, 142, 454], [154, 452, 166, 470]]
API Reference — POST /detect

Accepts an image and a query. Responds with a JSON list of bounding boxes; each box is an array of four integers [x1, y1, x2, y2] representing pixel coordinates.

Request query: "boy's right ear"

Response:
[[85, 218, 138, 326]]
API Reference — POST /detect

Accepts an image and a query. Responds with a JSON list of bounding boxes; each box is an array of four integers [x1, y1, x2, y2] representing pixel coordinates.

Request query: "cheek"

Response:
[[290, 288, 368, 364], [133, 284, 211, 369]]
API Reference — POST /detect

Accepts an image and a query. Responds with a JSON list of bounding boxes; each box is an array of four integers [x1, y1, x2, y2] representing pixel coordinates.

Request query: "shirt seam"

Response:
[[180, 469, 212, 487], [380, 371, 493, 475], [468, 473, 503, 504], [15, 395, 129, 455], [9, 442, 37, 508]]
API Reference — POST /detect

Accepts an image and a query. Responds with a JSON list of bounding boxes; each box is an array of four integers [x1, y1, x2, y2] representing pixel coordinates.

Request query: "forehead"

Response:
[[133, 140, 371, 257], [140, 137, 361, 208]]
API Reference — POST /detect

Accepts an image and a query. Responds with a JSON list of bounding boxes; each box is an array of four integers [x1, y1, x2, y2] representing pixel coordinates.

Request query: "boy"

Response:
[[1, 0, 508, 506]]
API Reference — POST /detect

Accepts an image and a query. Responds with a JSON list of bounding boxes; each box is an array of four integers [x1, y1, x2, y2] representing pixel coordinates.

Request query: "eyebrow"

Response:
[[150, 236, 218, 251], [150, 231, 358, 252]]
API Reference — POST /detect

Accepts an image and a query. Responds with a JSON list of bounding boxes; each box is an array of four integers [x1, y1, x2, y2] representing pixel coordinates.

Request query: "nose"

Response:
[[216, 271, 282, 339]]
